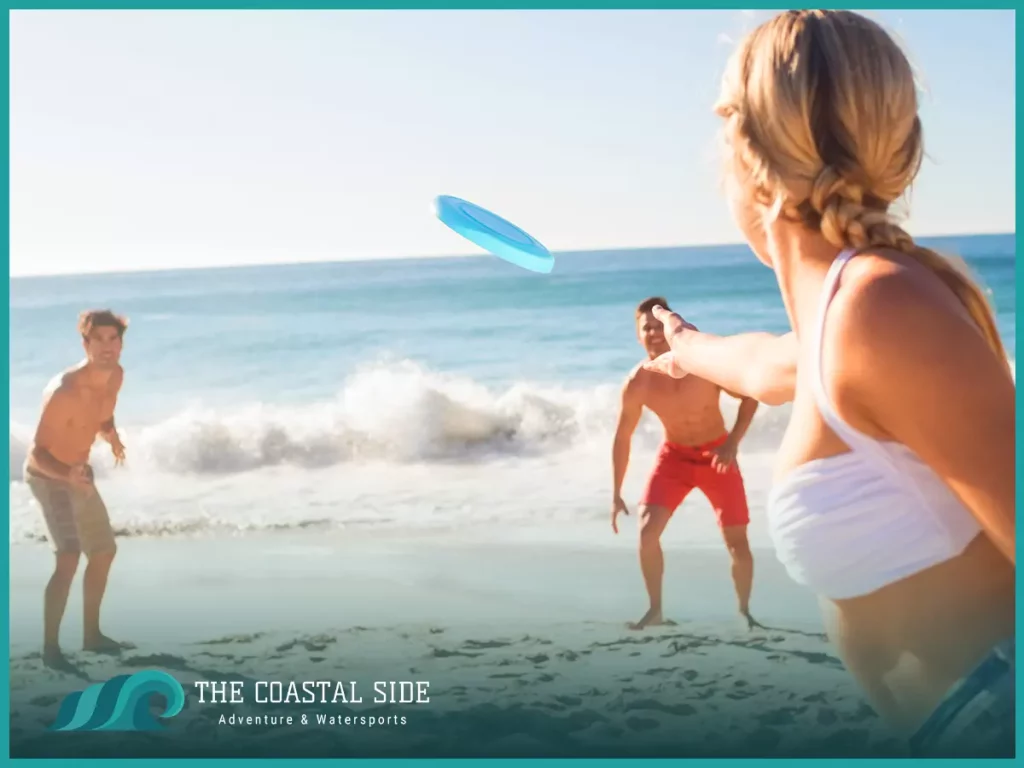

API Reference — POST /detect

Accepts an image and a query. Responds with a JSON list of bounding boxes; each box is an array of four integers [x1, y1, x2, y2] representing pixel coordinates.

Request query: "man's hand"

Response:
[[707, 438, 739, 474], [611, 495, 630, 534], [110, 434, 126, 467], [68, 463, 95, 492]]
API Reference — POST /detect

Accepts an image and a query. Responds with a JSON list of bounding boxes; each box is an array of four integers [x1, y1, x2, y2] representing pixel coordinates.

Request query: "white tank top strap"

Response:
[[810, 248, 880, 454]]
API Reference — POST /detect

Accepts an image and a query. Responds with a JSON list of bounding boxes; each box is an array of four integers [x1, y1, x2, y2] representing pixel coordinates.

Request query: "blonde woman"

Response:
[[651, 10, 1014, 757]]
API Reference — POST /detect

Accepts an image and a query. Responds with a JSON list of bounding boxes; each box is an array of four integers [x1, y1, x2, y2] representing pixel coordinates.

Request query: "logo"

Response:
[[50, 669, 186, 732]]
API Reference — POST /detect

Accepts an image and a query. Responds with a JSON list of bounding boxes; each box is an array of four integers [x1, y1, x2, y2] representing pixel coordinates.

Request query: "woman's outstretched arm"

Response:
[[651, 306, 798, 405]]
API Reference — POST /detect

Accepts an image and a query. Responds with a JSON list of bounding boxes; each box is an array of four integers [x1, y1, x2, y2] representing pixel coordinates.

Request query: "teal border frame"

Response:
[[3, 2, 1018, 765]]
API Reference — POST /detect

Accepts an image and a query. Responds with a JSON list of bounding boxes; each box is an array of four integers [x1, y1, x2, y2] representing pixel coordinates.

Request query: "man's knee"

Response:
[[639, 505, 670, 549], [85, 544, 117, 567], [722, 526, 752, 561], [52, 552, 81, 581]]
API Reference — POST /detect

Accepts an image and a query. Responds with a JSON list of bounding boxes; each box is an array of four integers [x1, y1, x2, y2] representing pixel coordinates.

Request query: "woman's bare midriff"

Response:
[[776, 368, 1014, 735], [825, 537, 1014, 734]]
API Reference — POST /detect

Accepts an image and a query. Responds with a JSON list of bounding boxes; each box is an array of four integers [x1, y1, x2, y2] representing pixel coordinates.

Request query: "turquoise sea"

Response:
[[8, 234, 1015, 549]]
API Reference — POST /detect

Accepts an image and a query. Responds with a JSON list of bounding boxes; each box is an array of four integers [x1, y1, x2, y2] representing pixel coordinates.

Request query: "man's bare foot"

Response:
[[627, 609, 678, 630], [742, 611, 766, 631], [83, 634, 134, 655], [42, 645, 76, 672]]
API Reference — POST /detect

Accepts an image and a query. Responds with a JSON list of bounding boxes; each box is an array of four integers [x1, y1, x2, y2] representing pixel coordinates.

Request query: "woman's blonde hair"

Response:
[[715, 9, 1008, 364]]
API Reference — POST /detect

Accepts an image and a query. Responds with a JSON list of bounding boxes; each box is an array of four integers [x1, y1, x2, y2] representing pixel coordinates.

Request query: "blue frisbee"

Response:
[[434, 195, 554, 274]]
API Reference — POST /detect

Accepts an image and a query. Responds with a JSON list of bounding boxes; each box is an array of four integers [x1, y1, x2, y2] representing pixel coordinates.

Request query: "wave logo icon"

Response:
[[50, 669, 186, 732]]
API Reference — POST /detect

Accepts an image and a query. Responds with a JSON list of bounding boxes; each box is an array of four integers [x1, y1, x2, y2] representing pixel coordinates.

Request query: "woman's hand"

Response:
[[649, 306, 797, 405], [652, 306, 697, 342], [645, 307, 697, 378]]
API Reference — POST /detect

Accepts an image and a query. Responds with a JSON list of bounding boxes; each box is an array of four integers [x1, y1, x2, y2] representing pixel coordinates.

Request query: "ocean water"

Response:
[[9, 234, 1016, 550]]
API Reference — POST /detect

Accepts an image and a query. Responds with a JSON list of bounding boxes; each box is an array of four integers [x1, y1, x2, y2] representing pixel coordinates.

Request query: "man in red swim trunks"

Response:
[[612, 297, 762, 630]]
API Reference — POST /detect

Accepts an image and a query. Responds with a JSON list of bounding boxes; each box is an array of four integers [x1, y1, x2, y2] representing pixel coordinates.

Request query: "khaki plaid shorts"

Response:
[[24, 467, 116, 555]]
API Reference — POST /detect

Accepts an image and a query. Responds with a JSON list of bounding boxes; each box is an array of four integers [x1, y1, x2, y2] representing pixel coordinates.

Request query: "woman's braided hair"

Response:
[[715, 10, 1007, 364]]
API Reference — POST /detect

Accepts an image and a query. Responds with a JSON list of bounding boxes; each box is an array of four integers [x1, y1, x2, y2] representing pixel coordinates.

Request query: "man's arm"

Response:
[[612, 372, 645, 500], [98, 415, 119, 444], [724, 390, 759, 445], [98, 367, 124, 444], [30, 389, 78, 482]]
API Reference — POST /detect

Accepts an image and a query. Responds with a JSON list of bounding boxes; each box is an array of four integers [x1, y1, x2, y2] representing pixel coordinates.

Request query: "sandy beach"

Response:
[[9, 532, 906, 758]]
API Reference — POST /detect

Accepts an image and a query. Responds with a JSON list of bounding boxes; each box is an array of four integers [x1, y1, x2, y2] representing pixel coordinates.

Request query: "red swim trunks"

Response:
[[639, 434, 750, 527]]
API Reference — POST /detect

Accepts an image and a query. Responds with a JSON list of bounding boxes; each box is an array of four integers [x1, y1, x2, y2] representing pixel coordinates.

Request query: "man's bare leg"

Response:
[[722, 525, 762, 629], [43, 552, 80, 667], [82, 548, 123, 653], [630, 504, 678, 630]]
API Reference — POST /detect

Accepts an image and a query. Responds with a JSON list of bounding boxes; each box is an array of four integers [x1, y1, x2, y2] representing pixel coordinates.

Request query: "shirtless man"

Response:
[[25, 309, 129, 668], [612, 297, 762, 630]]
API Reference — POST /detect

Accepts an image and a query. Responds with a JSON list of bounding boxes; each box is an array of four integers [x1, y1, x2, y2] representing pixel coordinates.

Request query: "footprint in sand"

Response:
[[198, 633, 264, 646], [518, 635, 553, 646], [726, 690, 756, 701], [625, 699, 697, 717], [789, 650, 841, 666], [431, 648, 481, 658], [643, 667, 677, 676], [123, 652, 189, 668], [463, 639, 512, 650]]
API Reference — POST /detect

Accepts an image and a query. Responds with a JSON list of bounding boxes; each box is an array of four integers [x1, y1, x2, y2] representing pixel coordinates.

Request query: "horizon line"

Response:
[[10, 229, 1015, 281]]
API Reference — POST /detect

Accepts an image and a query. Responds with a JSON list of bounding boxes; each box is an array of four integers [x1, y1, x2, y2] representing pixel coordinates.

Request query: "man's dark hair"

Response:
[[78, 309, 129, 339], [635, 296, 670, 317]]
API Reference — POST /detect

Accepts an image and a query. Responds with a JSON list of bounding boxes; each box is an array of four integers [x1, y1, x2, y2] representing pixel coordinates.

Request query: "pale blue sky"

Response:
[[10, 9, 1016, 276]]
